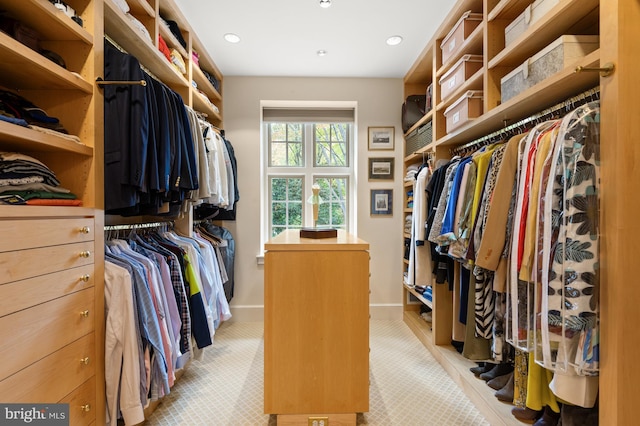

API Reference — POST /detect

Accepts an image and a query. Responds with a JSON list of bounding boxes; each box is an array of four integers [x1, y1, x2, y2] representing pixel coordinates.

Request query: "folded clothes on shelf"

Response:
[[0, 90, 68, 133]]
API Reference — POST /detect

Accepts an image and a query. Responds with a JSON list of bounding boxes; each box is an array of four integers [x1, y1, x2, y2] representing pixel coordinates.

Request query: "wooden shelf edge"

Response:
[[405, 0, 481, 86], [0, 121, 93, 156], [436, 68, 485, 112], [488, 0, 599, 69], [159, 21, 189, 60], [192, 65, 222, 102], [191, 92, 222, 122], [436, 21, 485, 80], [404, 109, 434, 137], [404, 284, 433, 309], [488, 0, 531, 22], [158, 0, 223, 81], [0, 33, 92, 93], [404, 141, 436, 162], [403, 311, 522, 426], [434, 50, 600, 147], [404, 40, 435, 86], [6, 0, 93, 45], [0, 205, 97, 218], [128, 0, 156, 18], [104, 0, 189, 89], [190, 33, 224, 82]]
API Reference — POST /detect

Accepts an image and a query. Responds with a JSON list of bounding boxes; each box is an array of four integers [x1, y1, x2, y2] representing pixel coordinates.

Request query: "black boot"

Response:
[[495, 373, 514, 403], [480, 363, 513, 381], [533, 405, 560, 426], [511, 407, 543, 422], [470, 362, 492, 376], [488, 371, 513, 390]]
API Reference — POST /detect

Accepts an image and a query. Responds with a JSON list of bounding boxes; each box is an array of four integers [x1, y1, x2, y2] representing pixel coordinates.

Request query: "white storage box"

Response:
[[501, 35, 599, 103], [505, 0, 560, 47], [444, 90, 483, 133], [438, 54, 483, 102], [440, 11, 483, 66]]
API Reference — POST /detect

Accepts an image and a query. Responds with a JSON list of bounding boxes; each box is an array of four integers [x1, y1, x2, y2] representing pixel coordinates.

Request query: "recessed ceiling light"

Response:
[[224, 33, 241, 43], [320, 0, 332, 8], [317, 50, 328, 57], [386, 35, 403, 46]]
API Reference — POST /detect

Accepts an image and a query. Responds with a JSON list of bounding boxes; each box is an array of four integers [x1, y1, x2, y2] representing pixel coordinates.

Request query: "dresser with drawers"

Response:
[[0, 208, 100, 426]]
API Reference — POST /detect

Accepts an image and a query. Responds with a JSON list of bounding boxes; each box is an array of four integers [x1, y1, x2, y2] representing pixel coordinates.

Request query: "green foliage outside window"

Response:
[[268, 122, 350, 236]]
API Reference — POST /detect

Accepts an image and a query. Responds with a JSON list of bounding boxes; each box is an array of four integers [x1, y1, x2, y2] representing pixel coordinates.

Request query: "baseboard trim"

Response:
[[369, 304, 403, 320], [227, 305, 264, 322]]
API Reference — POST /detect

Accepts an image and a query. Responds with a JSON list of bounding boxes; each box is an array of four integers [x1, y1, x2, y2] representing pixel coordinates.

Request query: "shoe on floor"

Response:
[[488, 371, 513, 390], [480, 363, 513, 381], [470, 362, 488, 376], [511, 407, 543, 423], [533, 405, 561, 426], [495, 373, 514, 403]]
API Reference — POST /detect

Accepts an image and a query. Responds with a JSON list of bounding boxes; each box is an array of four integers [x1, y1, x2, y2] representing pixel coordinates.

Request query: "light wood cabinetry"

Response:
[[264, 230, 369, 423], [401, 0, 629, 423], [0, 211, 99, 418], [0, 0, 223, 423], [0, 0, 105, 420]]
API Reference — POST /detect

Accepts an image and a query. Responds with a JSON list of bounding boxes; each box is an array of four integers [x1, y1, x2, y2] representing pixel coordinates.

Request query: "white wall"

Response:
[[221, 76, 405, 321]]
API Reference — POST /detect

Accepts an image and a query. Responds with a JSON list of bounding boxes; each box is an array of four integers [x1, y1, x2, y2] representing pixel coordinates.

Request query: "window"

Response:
[[263, 105, 355, 240]]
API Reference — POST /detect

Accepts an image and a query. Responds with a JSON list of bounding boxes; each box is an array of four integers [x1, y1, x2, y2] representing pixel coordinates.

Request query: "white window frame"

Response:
[[259, 101, 358, 259]]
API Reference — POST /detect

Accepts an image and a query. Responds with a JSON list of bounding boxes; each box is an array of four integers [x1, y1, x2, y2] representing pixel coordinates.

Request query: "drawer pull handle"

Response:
[[79, 226, 91, 234], [79, 251, 91, 258], [80, 357, 90, 365], [81, 404, 91, 412], [80, 274, 90, 282], [80, 310, 90, 318]]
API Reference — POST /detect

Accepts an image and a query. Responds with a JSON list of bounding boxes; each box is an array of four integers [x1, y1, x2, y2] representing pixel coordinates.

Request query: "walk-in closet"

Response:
[[0, 0, 637, 425]]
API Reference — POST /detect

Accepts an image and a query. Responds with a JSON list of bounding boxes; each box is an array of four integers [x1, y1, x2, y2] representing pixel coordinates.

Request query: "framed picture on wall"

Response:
[[370, 189, 393, 216], [368, 157, 394, 181], [368, 126, 395, 150]]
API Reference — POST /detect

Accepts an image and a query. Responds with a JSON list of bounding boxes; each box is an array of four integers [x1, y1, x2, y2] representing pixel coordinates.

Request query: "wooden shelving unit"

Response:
[[436, 21, 485, 80], [401, 0, 610, 423], [0, 33, 92, 93], [0, 121, 93, 156], [488, 0, 599, 68], [3, 0, 93, 44], [128, 0, 155, 17], [103, 0, 189, 89], [0, 0, 104, 424]]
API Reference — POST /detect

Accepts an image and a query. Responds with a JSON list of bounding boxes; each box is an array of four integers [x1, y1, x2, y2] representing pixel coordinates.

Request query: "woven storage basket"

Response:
[[405, 121, 433, 155]]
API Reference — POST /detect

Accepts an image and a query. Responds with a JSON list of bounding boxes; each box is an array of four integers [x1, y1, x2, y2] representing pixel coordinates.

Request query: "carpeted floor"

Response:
[[146, 320, 489, 426]]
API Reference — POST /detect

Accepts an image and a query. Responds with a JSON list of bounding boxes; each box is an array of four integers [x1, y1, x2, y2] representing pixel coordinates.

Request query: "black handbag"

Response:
[[402, 95, 426, 133]]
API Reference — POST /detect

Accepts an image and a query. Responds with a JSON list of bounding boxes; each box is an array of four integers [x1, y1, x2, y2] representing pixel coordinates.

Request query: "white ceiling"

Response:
[[174, 0, 458, 78]]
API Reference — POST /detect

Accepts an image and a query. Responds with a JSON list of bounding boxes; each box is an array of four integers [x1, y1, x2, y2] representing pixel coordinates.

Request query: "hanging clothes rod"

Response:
[[451, 86, 600, 155], [104, 221, 174, 231], [104, 34, 163, 86], [96, 77, 146, 87]]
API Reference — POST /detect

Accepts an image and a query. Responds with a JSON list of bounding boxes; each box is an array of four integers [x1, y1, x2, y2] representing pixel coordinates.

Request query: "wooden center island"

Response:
[[264, 230, 370, 425]]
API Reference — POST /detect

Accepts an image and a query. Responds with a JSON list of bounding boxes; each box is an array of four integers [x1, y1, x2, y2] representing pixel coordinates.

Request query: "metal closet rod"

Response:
[[101, 34, 162, 86], [104, 221, 174, 231], [452, 86, 600, 155]]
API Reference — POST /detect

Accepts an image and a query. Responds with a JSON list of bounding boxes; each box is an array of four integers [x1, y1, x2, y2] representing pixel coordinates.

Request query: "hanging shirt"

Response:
[[104, 261, 145, 426]]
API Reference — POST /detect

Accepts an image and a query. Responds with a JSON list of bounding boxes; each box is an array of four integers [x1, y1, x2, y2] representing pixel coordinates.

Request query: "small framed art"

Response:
[[370, 189, 393, 216], [368, 157, 394, 181], [368, 126, 395, 150]]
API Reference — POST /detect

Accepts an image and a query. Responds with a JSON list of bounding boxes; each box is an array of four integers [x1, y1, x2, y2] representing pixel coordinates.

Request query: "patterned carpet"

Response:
[[146, 320, 489, 426]]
